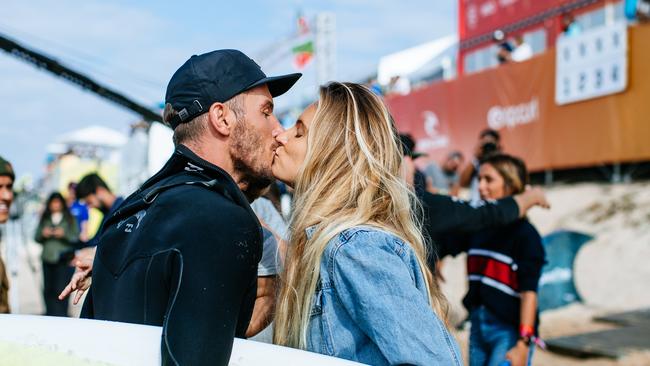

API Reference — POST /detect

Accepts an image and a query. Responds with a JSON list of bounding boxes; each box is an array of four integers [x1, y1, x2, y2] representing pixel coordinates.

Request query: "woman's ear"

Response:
[[503, 182, 517, 196]]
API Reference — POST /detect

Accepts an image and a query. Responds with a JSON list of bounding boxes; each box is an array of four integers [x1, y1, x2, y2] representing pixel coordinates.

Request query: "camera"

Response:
[[480, 141, 499, 160]]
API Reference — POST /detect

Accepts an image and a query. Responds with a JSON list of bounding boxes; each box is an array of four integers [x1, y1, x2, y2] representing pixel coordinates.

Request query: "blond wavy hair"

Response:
[[273, 82, 448, 349]]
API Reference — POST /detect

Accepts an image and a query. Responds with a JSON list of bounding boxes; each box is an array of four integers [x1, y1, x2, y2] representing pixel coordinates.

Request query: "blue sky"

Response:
[[0, 0, 455, 179]]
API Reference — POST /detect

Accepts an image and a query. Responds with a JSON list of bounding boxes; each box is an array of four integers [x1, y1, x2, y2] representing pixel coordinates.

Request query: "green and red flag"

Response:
[[292, 13, 314, 70]]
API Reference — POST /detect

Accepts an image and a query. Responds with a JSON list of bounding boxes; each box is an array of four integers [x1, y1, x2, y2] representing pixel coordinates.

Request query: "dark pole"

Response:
[[0, 33, 163, 123]]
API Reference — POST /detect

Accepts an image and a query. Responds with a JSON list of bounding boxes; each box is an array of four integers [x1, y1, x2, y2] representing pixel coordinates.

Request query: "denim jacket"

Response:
[[305, 226, 463, 366]]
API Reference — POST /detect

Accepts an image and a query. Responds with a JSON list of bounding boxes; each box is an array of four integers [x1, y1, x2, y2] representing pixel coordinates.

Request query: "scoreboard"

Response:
[[555, 22, 628, 105]]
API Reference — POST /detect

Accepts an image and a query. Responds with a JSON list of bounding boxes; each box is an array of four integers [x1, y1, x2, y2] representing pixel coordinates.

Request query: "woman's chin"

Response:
[[271, 167, 292, 188], [272, 173, 294, 188], [273, 175, 294, 189]]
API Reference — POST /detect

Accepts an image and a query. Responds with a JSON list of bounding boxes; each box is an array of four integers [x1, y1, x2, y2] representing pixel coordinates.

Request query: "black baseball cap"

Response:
[[0, 156, 14, 181], [399, 134, 427, 159], [165, 49, 302, 129]]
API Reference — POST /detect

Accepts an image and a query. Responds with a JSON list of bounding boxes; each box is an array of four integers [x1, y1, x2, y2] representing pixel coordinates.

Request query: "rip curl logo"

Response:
[[117, 210, 147, 233], [424, 111, 439, 137], [417, 110, 449, 150], [184, 162, 204, 172]]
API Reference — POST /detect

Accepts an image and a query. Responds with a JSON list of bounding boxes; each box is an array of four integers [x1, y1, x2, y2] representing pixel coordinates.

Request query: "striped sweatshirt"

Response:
[[445, 218, 546, 329]]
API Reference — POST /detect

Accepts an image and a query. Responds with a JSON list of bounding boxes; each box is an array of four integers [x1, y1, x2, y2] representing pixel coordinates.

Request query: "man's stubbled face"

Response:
[[229, 85, 282, 201]]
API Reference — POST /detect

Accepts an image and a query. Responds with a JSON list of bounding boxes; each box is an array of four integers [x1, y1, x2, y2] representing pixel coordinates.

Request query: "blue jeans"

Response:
[[469, 307, 519, 366]]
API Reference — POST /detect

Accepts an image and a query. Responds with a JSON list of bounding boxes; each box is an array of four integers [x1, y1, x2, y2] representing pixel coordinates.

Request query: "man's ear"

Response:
[[207, 102, 232, 136]]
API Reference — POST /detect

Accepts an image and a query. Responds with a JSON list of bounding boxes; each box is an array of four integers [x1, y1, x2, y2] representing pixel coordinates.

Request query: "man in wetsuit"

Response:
[[77, 50, 300, 365]]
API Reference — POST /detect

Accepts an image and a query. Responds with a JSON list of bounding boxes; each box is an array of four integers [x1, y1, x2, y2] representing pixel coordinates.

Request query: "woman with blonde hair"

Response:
[[271, 82, 462, 365]]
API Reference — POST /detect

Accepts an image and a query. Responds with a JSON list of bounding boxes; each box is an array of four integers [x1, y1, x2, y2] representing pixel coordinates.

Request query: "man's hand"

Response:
[[524, 186, 550, 209], [58, 246, 96, 305], [514, 186, 550, 217], [505, 340, 529, 366], [245, 276, 276, 338], [70, 246, 96, 268]]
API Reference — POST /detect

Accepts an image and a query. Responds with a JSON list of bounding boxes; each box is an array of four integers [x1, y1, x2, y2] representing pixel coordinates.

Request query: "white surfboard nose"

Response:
[[0, 314, 364, 365]]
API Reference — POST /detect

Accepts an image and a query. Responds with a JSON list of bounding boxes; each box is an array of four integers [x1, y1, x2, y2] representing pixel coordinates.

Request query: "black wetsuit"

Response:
[[81, 144, 262, 366]]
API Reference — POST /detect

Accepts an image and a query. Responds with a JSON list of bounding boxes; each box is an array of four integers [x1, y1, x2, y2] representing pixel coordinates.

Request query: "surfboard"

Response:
[[0, 314, 363, 365]]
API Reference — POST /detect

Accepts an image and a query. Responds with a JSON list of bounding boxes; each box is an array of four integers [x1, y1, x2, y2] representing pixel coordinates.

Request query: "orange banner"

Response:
[[387, 24, 650, 172]]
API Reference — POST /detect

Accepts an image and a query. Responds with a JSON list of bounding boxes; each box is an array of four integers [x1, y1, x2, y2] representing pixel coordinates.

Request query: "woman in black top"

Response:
[[35, 192, 78, 316], [444, 154, 545, 366]]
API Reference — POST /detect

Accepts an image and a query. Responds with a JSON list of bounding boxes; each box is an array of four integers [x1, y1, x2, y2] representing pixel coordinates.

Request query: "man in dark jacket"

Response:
[[401, 154, 548, 261], [67, 50, 300, 365], [420, 188, 547, 258]]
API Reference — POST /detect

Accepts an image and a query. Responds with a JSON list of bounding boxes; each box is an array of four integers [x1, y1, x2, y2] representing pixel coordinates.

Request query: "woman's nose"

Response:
[[270, 115, 284, 133], [275, 130, 289, 145]]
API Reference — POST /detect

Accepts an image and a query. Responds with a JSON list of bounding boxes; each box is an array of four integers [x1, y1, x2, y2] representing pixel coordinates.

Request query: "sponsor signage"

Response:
[[487, 98, 539, 130]]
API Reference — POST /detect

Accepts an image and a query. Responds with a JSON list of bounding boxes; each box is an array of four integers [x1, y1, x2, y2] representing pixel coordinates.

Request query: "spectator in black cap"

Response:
[[460, 128, 503, 205], [0, 155, 15, 313], [399, 133, 429, 196], [60, 49, 301, 365]]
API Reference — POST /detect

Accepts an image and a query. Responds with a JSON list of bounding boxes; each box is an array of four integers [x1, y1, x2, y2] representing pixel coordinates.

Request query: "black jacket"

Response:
[[419, 191, 519, 259], [81, 145, 262, 366]]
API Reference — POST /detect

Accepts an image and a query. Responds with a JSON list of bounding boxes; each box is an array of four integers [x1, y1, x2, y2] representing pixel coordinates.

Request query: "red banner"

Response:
[[387, 24, 650, 172], [459, 0, 575, 40]]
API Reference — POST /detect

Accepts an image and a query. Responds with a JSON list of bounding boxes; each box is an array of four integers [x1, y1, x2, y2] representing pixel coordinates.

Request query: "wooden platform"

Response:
[[594, 308, 650, 327], [546, 308, 650, 359]]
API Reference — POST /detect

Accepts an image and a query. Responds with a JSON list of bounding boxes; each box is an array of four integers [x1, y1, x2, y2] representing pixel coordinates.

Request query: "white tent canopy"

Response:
[[377, 35, 458, 85], [56, 125, 127, 148]]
